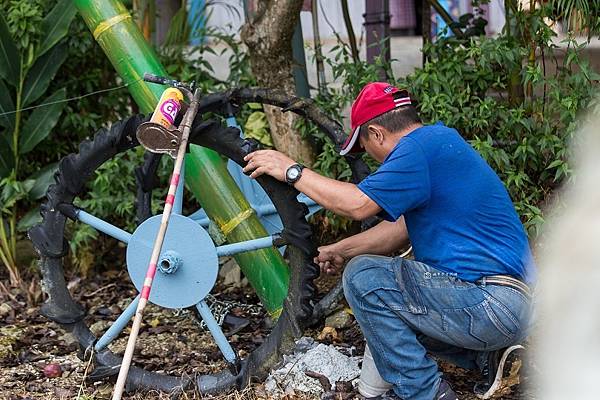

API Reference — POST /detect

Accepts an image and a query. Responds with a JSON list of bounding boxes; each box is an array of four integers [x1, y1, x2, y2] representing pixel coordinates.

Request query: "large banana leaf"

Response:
[[37, 0, 78, 59], [22, 43, 69, 107], [0, 14, 20, 85], [0, 79, 15, 131], [0, 133, 14, 178], [19, 88, 66, 155]]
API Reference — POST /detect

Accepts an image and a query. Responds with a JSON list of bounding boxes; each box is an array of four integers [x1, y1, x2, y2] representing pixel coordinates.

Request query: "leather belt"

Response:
[[476, 275, 532, 298]]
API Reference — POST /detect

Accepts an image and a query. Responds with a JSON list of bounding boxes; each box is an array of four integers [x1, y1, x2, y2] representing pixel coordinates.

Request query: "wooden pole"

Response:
[[111, 87, 199, 400], [364, 0, 390, 80]]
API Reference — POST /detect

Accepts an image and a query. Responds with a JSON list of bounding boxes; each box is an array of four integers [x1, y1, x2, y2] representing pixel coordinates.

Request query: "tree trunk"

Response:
[[241, 0, 315, 166]]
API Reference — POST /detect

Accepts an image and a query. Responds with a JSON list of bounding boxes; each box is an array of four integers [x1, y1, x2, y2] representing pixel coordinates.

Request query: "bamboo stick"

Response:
[[112, 87, 199, 400]]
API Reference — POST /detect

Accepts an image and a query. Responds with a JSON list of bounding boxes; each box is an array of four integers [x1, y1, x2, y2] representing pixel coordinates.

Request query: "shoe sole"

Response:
[[476, 344, 524, 399]]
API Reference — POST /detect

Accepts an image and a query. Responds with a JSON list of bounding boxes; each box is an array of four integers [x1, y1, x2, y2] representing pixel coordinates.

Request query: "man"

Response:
[[243, 82, 535, 400]]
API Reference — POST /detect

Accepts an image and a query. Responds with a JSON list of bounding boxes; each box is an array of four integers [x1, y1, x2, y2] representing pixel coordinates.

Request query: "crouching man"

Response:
[[243, 83, 535, 400]]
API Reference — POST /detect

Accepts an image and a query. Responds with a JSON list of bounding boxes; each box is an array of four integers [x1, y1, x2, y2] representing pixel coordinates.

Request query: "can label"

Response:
[[160, 99, 180, 124], [151, 88, 184, 128]]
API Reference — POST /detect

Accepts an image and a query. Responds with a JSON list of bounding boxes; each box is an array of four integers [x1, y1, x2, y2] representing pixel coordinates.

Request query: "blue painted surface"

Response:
[[95, 295, 140, 351], [158, 249, 183, 274], [77, 210, 132, 244], [188, 0, 206, 46], [435, 0, 452, 37], [196, 300, 237, 364], [126, 214, 218, 308], [189, 115, 321, 243], [215, 235, 275, 257]]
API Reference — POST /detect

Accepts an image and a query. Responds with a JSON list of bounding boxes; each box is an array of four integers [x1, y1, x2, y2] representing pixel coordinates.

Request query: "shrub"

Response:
[[302, 4, 599, 238]]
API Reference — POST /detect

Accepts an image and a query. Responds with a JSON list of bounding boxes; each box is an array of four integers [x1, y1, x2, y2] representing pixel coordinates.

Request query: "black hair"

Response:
[[359, 105, 421, 139]]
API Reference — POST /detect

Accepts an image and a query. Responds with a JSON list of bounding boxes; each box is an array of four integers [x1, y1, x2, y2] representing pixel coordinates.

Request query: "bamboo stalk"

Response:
[[75, 0, 291, 314]]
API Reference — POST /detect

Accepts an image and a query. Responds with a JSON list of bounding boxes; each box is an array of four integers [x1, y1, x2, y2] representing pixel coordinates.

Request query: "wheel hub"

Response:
[[126, 214, 219, 308], [158, 250, 182, 274]]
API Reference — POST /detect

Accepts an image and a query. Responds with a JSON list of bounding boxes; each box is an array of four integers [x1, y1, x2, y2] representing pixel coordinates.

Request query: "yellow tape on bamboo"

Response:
[[219, 209, 255, 236], [93, 13, 131, 40], [269, 307, 283, 319]]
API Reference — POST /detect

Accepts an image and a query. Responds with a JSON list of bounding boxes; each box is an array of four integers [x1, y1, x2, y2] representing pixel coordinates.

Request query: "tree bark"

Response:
[[241, 0, 315, 166]]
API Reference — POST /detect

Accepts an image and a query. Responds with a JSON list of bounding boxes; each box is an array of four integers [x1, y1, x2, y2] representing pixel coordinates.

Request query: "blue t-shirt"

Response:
[[358, 122, 536, 284]]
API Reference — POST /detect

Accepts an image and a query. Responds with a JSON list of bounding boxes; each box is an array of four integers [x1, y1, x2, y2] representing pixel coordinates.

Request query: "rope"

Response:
[[0, 78, 143, 117]]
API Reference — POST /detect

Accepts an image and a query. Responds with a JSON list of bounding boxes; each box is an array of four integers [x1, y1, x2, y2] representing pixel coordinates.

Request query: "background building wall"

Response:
[[202, 0, 506, 41]]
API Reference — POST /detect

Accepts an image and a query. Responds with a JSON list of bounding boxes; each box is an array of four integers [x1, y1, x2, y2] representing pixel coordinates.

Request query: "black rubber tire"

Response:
[[29, 88, 372, 395], [29, 115, 318, 395]]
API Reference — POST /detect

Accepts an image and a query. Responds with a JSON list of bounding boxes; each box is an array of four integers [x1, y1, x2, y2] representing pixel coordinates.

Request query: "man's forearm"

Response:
[[335, 218, 409, 259], [242, 150, 381, 220], [295, 169, 380, 220]]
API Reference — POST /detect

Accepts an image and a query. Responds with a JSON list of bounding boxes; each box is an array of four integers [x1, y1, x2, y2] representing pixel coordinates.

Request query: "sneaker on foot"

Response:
[[361, 379, 458, 400], [437, 379, 459, 400], [474, 344, 525, 399]]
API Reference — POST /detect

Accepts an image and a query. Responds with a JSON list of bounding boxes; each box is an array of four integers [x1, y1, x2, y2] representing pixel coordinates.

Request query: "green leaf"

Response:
[[546, 159, 563, 169], [0, 13, 20, 84], [22, 43, 68, 107], [0, 79, 15, 131], [244, 111, 273, 147], [28, 162, 57, 200], [36, 0, 77, 58], [19, 88, 66, 154], [1, 178, 34, 212], [0, 133, 14, 178], [17, 207, 41, 232], [247, 102, 263, 110]]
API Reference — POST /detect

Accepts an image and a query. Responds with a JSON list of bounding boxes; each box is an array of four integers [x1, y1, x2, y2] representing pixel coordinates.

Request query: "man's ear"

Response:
[[368, 124, 386, 144]]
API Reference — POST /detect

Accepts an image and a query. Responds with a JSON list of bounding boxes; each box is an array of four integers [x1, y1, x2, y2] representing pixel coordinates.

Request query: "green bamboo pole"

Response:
[[74, 0, 289, 315]]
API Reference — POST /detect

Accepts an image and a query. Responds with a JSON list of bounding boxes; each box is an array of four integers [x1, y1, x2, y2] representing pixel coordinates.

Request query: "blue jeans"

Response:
[[343, 255, 532, 400]]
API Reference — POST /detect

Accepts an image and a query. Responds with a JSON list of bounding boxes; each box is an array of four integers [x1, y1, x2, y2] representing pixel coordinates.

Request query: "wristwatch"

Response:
[[285, 163, 304, 185]]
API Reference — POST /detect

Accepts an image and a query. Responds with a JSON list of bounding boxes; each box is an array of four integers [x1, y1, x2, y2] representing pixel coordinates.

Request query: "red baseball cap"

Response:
[[340, 82, 412, 155]]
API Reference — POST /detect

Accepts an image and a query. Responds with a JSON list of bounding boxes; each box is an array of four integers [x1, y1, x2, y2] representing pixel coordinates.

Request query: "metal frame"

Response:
[[76, 122, 289, 363]]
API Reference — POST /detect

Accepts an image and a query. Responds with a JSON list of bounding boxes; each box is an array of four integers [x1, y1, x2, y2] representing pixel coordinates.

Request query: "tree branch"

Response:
[[340, 0, 359, 63]]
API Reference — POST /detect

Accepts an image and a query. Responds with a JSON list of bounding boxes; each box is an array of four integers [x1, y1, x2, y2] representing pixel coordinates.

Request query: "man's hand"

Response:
[[243, 150, 296, 181], [314, 243, 346, 275]]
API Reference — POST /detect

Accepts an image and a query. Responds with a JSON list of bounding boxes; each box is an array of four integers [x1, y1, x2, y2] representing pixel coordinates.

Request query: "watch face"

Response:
[[287, 167, 300, 180]]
